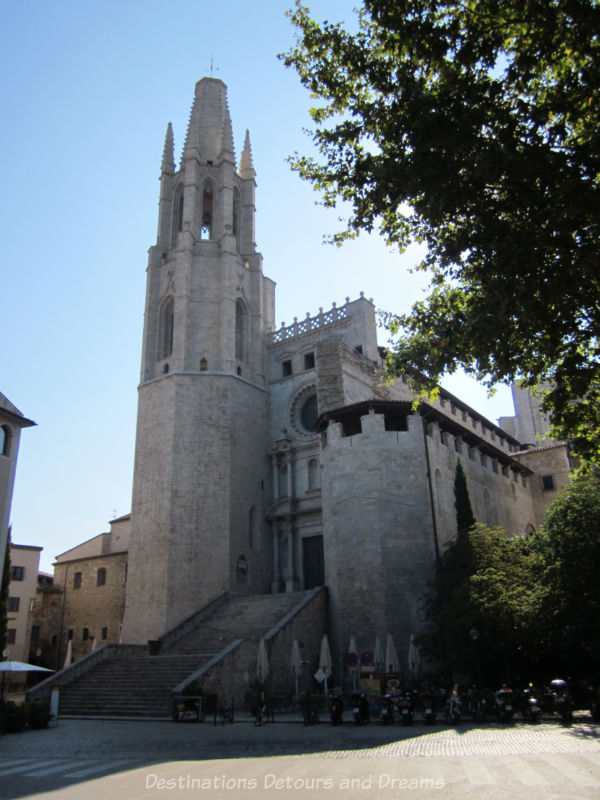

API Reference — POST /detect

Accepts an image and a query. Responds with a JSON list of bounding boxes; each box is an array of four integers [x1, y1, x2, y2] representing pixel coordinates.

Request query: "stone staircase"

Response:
[[57, 652, 208, 718], [167, 592, 309, 654], [29, 589, 326, 718]]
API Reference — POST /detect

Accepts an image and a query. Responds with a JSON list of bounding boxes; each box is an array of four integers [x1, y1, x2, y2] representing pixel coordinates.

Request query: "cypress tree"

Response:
[[454, 460, 476, 534]]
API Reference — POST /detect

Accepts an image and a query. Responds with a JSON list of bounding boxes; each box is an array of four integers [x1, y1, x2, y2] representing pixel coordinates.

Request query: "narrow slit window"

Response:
[[201, 182, 213, 239]]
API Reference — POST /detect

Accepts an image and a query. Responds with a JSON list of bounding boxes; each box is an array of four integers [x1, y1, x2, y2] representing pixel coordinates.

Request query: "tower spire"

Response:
[[239, 130, 255, 179], [161, 122, 175, 173], [182, 77, 229, 163]]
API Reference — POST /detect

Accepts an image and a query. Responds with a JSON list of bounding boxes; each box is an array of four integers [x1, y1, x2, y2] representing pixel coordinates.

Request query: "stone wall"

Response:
[[321, 411, 436, 684], [52, 550, 127, 664]]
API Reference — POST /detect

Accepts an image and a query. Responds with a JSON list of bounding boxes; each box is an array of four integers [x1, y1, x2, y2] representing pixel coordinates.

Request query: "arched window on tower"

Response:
[[0, 425, 11, 457], [173, 184, 184, 244], [235, 299, 248, 363], [233, 187, 241, 251], [158, 296, 174, 361], [201, 181, 213, 240]]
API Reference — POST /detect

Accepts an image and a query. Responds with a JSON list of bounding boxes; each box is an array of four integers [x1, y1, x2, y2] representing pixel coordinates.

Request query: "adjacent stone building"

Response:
[[117, 76, 572, 686], [5, 543, 42, 663], [29, 515, 130, 668], [0, 392, 35, 580]]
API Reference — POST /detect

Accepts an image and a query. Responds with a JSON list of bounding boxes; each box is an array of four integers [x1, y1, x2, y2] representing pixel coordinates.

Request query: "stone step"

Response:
[[48, 590, 322, 718]]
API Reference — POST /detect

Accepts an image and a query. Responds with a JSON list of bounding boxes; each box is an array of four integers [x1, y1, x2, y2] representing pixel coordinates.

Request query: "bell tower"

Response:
[[122, 78, 275, 643]]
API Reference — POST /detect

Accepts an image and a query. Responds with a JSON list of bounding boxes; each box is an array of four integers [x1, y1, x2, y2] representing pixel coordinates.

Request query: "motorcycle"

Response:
[[551, 680, 572, 725], [495, 685, 514, 722], [521, 684, 541, 723], [380, 694, 394, 725], [468, 687, 487, 723], [445, 692, 462, 725], [420, 690, 436, 724], [352, 693, 369, 725], [397, 692, 415, 725], [330, 694, 343, 726]]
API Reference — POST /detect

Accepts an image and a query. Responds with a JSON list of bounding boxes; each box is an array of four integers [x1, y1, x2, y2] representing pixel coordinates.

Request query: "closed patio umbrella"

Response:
[[374, 636, 384, 674], [290, 639, 302, 693], [318, 634, 332, 696], [385, 633, 400, 673], [256, 638, 269, 684], [348, 636, 359, 691], [408, 634, 421, 675], [63, 640, 73, 669]]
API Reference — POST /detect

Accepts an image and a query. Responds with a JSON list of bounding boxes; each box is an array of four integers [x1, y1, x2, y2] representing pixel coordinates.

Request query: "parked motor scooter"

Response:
[[468, 685, 487, 723], [495, 685, 514, 722], [397, 692, 415, 725], [551, 679, 572, 725], [445, 691, 462, 725], [330, 694, 344, 726], [420, 688, 436, 724], [521, 683, 541, 723], [380, 694, 394, 725], [351, 693, 369, 725]]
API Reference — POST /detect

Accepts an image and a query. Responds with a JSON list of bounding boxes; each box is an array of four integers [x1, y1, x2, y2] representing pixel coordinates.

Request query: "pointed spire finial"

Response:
[[161, 122, 175, 174], [239, 129, 256, 179], [220, 106, 235, 163]]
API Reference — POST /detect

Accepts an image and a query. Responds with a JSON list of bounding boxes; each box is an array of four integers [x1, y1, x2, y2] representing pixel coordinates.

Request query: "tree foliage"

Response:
[[529, 470, 600, 676], [421, 522, 538, 684], [282, 0, 600, 464], [421, 473, 600, 684]]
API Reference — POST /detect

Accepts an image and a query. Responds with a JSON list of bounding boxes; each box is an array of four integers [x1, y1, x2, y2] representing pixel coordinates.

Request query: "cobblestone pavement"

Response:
[[1, 716, 599, 800]]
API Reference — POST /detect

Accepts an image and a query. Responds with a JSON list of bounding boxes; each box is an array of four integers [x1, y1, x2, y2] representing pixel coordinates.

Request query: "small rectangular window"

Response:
[[97, 568, 106, 586], [282, 359, 292, 377], [82, 627, 89, 641], [73, 572, 82, 589], [7, 629, 16, 644], [102, 627, 108, 640], [31, 625, 40, 642], [8, 597, 20, 612], [542, 474, 555, 491], [67, 628, 74, 641], [304, 352, 315, 370], [10, 566, 24, 581]]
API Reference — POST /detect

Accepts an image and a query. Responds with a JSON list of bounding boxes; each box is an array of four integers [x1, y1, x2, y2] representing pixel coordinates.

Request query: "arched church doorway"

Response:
[[302, 535, 324, 589]]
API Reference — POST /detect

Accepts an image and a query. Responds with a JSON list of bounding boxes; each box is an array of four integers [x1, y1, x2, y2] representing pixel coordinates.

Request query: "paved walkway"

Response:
[[1, 715, 599, 799]]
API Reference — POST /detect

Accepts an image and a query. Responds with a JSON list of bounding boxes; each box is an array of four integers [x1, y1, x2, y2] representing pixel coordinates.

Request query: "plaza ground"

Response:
[[1, 713, 599, 799]]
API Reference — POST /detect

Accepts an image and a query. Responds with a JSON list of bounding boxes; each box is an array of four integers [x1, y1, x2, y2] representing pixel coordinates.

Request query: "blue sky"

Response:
[[2, 0, 514, 572]]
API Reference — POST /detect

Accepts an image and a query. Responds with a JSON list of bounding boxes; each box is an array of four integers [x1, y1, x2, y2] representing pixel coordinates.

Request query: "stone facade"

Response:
[[6, 543, 42, 663], [29, 516, 130, 668], [0, 392, 35, 581], [118, 77, 572, 686]]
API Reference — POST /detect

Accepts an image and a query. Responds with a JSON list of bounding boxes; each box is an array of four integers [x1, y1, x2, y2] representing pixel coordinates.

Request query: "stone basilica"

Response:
[[117, 76, 570, 681], [31, 78, 572, 711]]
